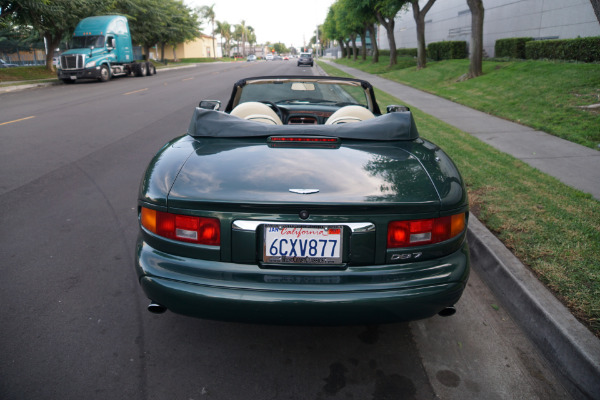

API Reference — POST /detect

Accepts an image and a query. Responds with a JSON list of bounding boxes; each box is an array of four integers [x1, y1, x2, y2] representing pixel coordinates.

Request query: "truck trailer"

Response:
[[58, 15, 155, 83]]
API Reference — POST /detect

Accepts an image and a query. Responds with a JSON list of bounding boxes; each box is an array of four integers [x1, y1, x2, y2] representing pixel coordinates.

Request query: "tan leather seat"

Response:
[[230, 102, 283, 125], [325, 105, 375, 125]]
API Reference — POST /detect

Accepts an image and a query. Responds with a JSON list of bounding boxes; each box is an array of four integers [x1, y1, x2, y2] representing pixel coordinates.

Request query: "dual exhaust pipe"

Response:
[[438, 306, 456, 317], [147, 302, 167, 314]]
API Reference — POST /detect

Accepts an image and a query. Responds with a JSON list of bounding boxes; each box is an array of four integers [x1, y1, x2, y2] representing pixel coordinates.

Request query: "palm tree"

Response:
[[200, 4, 216, 58], [247, 26, 256, 54], [216, 20, 231, 57]]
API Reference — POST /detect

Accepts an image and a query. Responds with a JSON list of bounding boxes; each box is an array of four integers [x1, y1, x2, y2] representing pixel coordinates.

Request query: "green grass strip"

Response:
[[332, 57, 600, 150], [320, 61, 600, 337]]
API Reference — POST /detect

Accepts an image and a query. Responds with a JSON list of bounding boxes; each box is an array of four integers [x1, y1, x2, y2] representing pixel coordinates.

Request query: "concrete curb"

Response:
[[467, 216, 600, 400]]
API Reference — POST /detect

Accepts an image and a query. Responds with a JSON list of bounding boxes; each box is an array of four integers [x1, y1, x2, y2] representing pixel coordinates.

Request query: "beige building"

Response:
[[156, 34, 220, 60]]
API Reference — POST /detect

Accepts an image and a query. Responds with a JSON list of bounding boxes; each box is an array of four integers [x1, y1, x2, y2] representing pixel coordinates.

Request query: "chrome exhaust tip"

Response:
[[438, 306, 456, 317], [147, 302, 167, 314]]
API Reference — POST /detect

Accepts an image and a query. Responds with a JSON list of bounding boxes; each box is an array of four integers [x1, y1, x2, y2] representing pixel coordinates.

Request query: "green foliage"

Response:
[[427, 41, 467, 61], [495, 37, 533, 59], [526, 36, 600, 62], [378, 48, 417, 57], [396, 48, 417, 57]]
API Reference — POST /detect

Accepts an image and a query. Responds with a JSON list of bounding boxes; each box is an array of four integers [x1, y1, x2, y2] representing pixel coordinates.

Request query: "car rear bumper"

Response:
[[135, 238, 470, 325]]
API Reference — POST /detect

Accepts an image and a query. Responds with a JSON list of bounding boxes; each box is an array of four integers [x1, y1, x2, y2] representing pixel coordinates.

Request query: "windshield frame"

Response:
[[225, 76, 380, 114]]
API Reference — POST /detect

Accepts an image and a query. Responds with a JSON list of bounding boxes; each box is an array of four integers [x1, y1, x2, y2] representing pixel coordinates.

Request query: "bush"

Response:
[[427, 41, 468, 61], [525, 36, 600, 62], [495, 37, 533, 59], [397, 48, 418, 57], [377, 48, 417, 57]]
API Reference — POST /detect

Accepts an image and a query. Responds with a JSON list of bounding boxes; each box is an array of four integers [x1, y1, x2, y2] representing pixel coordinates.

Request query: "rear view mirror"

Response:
[[387, 105, 410, 113], [199, 100, 221, 110]]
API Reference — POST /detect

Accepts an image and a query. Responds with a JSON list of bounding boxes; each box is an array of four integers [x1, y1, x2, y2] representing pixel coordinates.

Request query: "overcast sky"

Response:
[[185, 0, 336, 48]]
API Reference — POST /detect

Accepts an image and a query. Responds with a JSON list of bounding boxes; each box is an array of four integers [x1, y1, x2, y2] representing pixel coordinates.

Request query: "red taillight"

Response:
[[268, 136, 339, 143], [141, 207, 220, 246], [387, 213, 465, 248]]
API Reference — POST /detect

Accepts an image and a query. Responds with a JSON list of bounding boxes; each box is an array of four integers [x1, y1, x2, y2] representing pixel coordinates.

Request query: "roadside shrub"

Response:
[[495, 37, 533, 59], [377, 49, 417, 57], [397, 48, 417, 57], [526, 37, 600, 62], [427, 41, 468, 61]]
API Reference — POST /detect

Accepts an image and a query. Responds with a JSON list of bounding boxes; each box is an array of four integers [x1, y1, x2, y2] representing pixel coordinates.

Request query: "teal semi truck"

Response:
[[58, 15, 155, 83]]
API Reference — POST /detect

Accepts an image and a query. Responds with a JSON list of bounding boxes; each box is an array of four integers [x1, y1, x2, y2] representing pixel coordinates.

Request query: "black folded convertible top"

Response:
[[187, 108, 420, 141]]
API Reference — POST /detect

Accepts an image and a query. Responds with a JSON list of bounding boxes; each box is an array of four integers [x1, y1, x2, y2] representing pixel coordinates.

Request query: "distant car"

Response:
[[297, 52, 313, 67], [247, 54, 257, 62], [283, 56, 289, 60], [0, 59, 17, 68], [266, 54, 274, 61], [135, 75, 470, 325], [274, 55, 283, 61]]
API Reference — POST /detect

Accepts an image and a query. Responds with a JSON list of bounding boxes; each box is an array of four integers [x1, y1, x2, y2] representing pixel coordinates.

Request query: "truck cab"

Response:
[[58, 15, 154, 83]]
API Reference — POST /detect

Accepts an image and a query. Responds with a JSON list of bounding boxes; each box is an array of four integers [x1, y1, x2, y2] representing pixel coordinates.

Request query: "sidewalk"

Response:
[[321, 60, 600, 201], [319, 60, 600, 400]]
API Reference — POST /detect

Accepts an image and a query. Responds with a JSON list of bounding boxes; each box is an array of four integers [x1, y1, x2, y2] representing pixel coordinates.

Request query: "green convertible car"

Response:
[[135, 76, 470, 325]]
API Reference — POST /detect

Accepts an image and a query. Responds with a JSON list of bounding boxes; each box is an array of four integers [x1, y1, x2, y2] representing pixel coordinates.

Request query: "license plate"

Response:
[[70, 76, 76, 80], [264, 225, 343, 265]]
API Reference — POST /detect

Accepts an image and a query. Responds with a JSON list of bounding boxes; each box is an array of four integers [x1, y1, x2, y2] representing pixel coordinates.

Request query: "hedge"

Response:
[[525, 36, 600, 62], [495, 37, 533, 59], [427, 41, 468, 61], [378, 48, 417, 57]]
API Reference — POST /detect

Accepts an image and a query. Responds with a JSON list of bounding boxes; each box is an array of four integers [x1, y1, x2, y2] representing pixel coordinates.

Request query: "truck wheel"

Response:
[[138, 62, 147, 77], [99, 65, 111, 82], [147, 62, 156, 76]]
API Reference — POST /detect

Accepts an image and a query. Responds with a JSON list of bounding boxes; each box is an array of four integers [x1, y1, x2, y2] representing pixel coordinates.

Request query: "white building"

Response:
[[378, 0, 600, 57]]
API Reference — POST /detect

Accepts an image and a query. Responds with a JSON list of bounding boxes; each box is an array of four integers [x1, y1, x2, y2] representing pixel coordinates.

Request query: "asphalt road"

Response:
[[0, 60, 571, 399]]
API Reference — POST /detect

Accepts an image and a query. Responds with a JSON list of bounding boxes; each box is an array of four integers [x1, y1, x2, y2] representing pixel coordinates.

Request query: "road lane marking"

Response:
[[183, 77, 194, 81], [123, 88, 148, 95], [0, 116, 36, 126]]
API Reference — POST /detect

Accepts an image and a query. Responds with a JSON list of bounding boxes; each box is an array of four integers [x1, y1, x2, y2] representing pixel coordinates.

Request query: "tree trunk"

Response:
[[338, 38, 346, 58], [350, 34, 358, 61], [361, 27, 367, 61], [467, 0, 485, 78], [369, 24, 379, 63], [44, 32, 60, 72], [590, 0, 600, 23], [411, 0, 436, 70], [375, 12, 397, 66], [212, 20, 216, 58]]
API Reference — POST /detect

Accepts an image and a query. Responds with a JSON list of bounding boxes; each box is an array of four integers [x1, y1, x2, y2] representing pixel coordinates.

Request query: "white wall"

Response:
[[377, 0, 600, 57]]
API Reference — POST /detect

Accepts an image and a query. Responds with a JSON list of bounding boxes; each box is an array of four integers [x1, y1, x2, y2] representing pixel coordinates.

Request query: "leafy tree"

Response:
[[216, 20, 232, 57], [1, 0, 111, 71], [410, 0, 436, 69], [163, 1, 201, 60], [233, 21, 251, 56], [373, 0, 409, 66], [335, 0, 363, 60], [323, 5, 348, 58], [273, 42, 287, 54], [345, 0, 379, 62], [466, 0, 484, 78]]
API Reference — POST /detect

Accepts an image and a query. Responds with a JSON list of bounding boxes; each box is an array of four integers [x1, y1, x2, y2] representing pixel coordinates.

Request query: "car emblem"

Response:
[[289, 188, 319, 194]]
